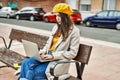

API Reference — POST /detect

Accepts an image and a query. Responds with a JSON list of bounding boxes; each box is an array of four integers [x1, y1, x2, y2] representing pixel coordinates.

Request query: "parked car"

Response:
[[43, 9, 82, 24], [0, 7, 18, 18], [83, 10, 120, 30], [15, 7, 45, 21]]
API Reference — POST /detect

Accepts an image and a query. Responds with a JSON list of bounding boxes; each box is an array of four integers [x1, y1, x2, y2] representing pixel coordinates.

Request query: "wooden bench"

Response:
[[0, 28, 49, 70], [0, 28, 92, 80]]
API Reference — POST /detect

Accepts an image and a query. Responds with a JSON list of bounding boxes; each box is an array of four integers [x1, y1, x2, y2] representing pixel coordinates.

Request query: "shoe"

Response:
[[14, 67, 21, 76]]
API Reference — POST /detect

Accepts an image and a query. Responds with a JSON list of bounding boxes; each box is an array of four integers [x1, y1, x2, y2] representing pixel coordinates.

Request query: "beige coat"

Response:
[[41, 25, 80, 80]]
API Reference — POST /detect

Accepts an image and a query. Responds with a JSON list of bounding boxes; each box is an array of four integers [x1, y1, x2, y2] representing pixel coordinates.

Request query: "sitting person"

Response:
[[18, 3, 80, 80]]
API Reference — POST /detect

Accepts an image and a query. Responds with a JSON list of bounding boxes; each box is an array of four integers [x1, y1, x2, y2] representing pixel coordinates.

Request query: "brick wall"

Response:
[[0, 0, 7, 6], [116, 0, 120, 10], [18, 0, 65, 12], [91, 0, 103, 13]]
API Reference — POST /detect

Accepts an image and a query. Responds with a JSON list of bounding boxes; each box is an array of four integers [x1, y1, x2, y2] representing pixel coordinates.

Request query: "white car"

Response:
[[0, 7, 18, 18]]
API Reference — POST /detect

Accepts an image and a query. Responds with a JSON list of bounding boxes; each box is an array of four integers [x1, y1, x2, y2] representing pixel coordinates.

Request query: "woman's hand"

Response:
[[39, 51, 54, 59], [39, 51, 46, 59], [43, 54, 54, 60]]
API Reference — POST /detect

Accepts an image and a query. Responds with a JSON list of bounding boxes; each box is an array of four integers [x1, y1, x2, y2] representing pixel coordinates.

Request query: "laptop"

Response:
[[22, 39, 51, 62]]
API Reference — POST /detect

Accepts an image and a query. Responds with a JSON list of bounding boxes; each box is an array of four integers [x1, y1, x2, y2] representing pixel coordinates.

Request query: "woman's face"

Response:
[[54, 13, 61, 24]]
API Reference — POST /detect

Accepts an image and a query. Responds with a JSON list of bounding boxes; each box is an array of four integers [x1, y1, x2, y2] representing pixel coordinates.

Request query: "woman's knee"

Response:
[[22, 58, 36, 67]]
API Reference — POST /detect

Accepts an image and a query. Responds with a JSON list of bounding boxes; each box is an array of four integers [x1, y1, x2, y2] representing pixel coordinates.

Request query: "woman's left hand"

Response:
[[40, 53, 54, 60], [43, 54, 54, 60]]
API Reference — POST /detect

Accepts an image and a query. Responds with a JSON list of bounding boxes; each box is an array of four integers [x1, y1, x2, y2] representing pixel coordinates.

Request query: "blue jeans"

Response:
[[18, 58, 49, 80]]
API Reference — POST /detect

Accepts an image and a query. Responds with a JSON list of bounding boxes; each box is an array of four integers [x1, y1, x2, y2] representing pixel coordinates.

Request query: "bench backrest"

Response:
[[9, 28, 49, 49], [9, 28, 92, 64], [74, 44, 92, 64]]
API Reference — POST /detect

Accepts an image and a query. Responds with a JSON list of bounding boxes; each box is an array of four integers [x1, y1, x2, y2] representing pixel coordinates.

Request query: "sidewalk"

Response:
[[0, 23, 120, 80]]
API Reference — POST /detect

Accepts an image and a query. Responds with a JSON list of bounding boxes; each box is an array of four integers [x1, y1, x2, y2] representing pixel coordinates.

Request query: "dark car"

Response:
[[43, 9, 82, 24], [83, 10, 120, 30], [15, 7, 45, 21]]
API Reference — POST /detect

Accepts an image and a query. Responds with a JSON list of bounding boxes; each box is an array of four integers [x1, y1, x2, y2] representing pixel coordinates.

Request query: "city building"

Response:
[[67, 0, 120, 19]]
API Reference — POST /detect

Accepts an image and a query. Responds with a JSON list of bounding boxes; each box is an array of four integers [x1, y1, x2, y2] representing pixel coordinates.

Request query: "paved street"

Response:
[[0, 23, 120, 80], [0, 18, 120, 44]]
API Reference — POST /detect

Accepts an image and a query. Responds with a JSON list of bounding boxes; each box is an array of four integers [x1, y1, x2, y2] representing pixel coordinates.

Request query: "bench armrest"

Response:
[[50, 60, 79, 77], [0, 36, 7, 48]]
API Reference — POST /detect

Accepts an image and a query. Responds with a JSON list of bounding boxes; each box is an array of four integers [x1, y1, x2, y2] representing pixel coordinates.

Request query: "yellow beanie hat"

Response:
[[53, 3, 73, 15]]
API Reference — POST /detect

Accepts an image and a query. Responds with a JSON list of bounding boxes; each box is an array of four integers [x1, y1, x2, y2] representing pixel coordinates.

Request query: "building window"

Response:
[[80, 5, 91, 11], [103, 0, 116, 10], [79, 0, 91, 11]]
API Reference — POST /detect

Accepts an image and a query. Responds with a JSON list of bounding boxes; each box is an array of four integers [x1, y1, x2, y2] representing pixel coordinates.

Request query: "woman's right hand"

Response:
[[39, 51, 45, 59], [40, 53, 45, 59]]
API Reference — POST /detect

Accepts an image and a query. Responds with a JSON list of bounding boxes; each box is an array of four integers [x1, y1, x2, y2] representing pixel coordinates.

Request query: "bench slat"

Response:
[[9, 29, 49, 49], [0, 48, 26, 69], [73, 44, 92, 64]]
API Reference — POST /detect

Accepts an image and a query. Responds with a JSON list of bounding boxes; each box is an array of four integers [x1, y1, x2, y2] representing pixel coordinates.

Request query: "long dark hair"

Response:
[[56, 13, 74, 41]]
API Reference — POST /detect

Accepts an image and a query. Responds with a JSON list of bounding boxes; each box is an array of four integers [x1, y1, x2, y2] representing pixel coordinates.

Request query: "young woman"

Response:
[[18, 3, 80, 80]]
